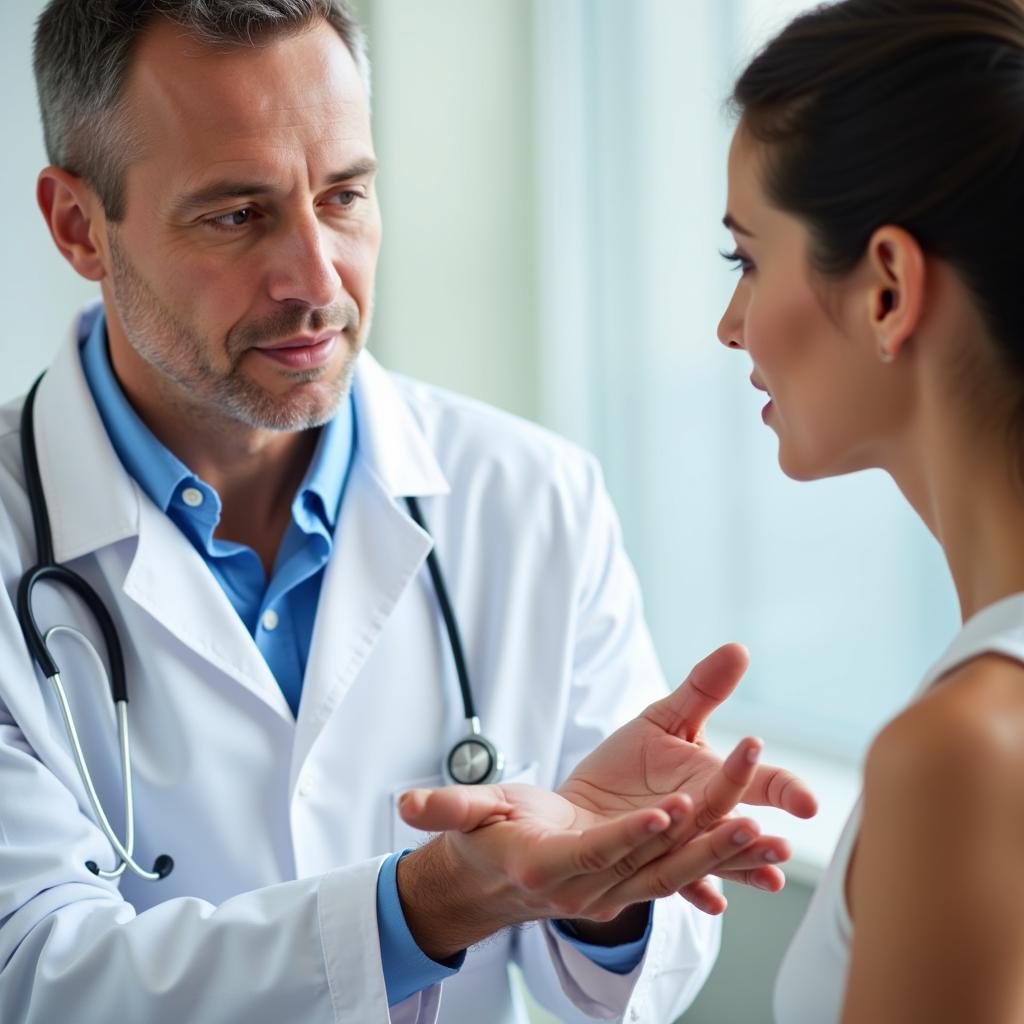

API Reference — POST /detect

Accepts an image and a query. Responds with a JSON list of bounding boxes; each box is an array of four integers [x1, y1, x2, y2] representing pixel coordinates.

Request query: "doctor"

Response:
[[0, 2, 816, 1022]]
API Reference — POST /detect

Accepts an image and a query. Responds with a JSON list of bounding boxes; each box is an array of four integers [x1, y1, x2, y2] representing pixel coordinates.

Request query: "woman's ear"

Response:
[[37, 167, 109, 282], [865, 225, 925, 363]]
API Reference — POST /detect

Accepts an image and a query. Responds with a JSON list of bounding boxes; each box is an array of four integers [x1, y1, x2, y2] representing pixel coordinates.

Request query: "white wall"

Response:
[[359, 0, 540, 420], [0, 0, 99, 404]]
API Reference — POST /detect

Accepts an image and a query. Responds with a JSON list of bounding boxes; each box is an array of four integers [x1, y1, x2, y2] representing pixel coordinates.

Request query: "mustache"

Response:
[[227, 302, 359, 355]]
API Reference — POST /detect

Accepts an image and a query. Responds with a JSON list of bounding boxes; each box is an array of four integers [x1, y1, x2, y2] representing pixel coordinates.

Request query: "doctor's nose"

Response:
[[267, 216, 342, 309]]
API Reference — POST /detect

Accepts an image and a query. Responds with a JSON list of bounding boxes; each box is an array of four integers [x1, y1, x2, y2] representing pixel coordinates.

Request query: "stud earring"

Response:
[[878, 345, 895, 364]]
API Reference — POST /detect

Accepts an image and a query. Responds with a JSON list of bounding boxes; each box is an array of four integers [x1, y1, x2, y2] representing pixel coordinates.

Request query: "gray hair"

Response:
[[33, 0, 370, 221]]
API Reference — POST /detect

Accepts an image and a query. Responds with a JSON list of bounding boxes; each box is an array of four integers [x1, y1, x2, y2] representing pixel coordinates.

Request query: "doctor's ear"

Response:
[[37, 167, 109, 283], [864, 225, 925, 364]]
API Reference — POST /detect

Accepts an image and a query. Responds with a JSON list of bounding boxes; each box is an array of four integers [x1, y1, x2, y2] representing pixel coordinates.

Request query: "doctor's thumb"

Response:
[[398, 786, 512, 833]]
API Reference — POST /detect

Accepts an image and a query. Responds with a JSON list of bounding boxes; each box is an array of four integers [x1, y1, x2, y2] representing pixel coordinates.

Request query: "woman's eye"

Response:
[[720, 249, 754, 275]]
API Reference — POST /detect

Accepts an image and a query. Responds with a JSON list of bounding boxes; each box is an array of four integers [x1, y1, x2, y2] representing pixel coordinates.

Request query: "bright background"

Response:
[[0, 3, 962, 1021]]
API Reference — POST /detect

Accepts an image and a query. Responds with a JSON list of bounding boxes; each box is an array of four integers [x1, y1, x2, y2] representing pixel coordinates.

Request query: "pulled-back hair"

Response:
[[732, 0, 1024, 376], [34, 0, 369, 221]]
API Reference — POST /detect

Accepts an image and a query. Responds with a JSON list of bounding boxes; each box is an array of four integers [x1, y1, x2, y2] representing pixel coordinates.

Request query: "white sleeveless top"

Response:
[[774, 591, 1024, 1024]]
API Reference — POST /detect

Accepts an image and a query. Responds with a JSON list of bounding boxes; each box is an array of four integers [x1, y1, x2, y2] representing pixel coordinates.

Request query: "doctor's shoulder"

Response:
[[843, 655, 1024, 1020]]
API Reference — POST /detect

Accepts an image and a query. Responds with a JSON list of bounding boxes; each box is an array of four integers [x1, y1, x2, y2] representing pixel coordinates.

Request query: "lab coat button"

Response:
[[181, 487, 204, 508], [261, 609, 280, 631], [298, 771, 316, 797]]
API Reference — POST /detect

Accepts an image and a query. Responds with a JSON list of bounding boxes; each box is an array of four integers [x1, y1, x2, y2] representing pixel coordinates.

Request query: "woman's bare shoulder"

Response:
[[866, 652, 1024, 813]]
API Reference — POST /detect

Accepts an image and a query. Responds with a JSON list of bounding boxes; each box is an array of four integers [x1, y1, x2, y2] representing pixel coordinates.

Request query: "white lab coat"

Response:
[[0, 307, 719, 1023]]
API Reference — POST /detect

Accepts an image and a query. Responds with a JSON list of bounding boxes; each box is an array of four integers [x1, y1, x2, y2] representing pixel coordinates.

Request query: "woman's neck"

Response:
[[889, 401, 1024, 624]]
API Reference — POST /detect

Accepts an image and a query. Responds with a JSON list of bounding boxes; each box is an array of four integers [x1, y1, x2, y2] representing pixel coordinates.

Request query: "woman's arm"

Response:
[[842, 654, 1024, 1024]]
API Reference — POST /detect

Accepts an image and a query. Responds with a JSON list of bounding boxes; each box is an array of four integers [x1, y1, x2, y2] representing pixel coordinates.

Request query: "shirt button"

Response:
[[261, 609, 280, 632], [181, 487, 204, 508]]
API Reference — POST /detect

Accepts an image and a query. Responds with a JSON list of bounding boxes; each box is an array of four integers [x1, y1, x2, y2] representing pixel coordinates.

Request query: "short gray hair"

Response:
[[34, 0, 370, 221]]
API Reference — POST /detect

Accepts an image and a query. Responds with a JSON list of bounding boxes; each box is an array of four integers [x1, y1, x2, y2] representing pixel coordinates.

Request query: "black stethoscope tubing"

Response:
[[16, 372, 503, 883]]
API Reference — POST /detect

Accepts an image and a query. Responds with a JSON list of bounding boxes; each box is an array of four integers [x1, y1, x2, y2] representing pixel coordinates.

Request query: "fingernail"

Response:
[[746, 744, 762, 764], [648, 818, 668, 833], [763, 849, 780, 863], [755, 877, 776, 891], [670, 808, 686, 824], [732, 828, 753, 845]]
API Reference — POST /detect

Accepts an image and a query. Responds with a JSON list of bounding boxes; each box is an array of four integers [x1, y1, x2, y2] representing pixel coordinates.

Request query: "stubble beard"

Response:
[[107, 233, 366, 432]]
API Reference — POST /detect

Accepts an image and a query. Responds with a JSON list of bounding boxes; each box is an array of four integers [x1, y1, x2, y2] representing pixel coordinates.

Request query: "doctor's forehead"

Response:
[[119, 17, 373, 175]]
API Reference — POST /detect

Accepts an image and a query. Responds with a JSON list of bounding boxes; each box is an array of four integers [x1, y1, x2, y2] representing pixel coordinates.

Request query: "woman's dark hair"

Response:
[[732, 0, 1024, 376]]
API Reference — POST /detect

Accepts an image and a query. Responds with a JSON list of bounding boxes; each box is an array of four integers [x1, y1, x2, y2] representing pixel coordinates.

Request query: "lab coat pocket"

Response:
[[389, 761, 540, 855]]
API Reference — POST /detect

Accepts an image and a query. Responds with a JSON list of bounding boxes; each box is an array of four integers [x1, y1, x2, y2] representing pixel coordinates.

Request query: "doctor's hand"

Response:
[[559, 642, 817, 913], [396, 766, 782, 962]]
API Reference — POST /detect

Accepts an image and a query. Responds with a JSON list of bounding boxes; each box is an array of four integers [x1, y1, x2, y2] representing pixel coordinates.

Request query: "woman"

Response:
[[718, 0, 1024, 1020]]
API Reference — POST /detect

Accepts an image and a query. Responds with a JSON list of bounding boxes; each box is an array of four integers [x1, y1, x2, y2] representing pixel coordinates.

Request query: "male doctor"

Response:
[[0, 2, 816, 1021]]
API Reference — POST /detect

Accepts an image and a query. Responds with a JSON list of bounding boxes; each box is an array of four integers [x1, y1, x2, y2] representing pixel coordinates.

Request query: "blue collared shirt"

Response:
[[80, 309, 648, 1006]]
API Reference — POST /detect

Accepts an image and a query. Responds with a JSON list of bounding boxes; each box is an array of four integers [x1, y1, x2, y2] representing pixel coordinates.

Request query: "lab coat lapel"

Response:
[[123, 502, 293, 721], [291, 352, 450, 780]]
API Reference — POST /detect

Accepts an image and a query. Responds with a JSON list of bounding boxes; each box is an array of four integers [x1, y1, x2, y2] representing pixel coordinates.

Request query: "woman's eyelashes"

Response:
[[720, 248, 755, 275]]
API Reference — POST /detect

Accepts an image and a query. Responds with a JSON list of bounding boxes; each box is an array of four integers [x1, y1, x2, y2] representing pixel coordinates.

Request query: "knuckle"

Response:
[[694, 806, 721, 831], [575, 847, 609, 875], [612, 853, 640, 881], [647, 871, 677, 900]]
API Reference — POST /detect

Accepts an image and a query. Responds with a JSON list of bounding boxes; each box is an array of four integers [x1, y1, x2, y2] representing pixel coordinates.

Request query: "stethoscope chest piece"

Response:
[[444, 720, 505, 786]]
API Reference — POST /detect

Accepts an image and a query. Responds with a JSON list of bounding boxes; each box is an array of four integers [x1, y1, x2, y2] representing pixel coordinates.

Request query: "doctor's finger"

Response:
[[585, 793, 700, 885], [398, 785, 512, 833], [644, 643, 750, 740], [679, 878, 728, 916], [517, 806, 676, 890], [710, 834, 790, 874], [598, 811, 761, 909], [692, 736, 763, 831], [600, 815, 761, 908], [714, 864, 787, 894], [743, 763, 818, 819]]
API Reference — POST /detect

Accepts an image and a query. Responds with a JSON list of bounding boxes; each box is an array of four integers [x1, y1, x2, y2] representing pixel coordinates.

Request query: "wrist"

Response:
[[396, 835, 514, 961]]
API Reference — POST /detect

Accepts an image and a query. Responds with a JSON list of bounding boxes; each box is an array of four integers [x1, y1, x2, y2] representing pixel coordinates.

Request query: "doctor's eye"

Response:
[[720, 248, 755, 275], [323, 188, 366, 210], [207, 207, 256, 231]]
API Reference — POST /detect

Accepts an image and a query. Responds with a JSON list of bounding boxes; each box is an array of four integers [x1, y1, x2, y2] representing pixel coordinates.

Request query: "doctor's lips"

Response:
[[253, 330, 342, 370]]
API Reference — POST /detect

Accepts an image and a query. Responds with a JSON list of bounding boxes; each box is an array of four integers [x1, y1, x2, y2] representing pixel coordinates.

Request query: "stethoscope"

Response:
[[16, 373, 504, 883]]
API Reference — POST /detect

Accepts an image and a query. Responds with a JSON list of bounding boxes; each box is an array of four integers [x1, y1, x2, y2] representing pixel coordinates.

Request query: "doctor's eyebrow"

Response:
[[722, 213, 755, 237], [170, 158, 379, 217]]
